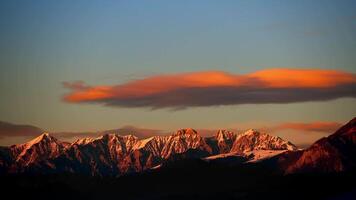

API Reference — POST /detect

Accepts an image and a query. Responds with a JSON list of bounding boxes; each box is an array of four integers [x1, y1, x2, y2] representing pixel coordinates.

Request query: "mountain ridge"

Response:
[[0, 128, 296, 176], [2, 117, 354, 177]]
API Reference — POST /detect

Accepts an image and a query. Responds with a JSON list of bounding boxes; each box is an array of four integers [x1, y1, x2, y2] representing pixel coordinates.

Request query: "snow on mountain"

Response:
[[60, 134, 140, 175], [203, 129, 294, 163], [214, 130, 236, 153], [132, 136, 169, 157], [2, 119, 354, 176], [11, 133, 66, 167], [160, 128, 213, 159], [121, 136, 169, 173], [230, 129, 297, 155], [245, 150, 288, 163], [0, 127, 300, 176], [204, 152, 241, 160]]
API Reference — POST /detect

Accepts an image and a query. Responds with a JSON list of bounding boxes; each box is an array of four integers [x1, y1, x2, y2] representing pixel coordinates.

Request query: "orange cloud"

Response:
[[65, 86, 115, 102], [248, 68, 356, 88], [63, 68, 356, 109], [64, 71, 249, 102]]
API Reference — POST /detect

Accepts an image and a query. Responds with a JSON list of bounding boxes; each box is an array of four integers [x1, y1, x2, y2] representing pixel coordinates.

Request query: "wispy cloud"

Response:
[[0, 121, 43, 139], [272, 121, 343, 133], [0, 121, 168, 145], [258, 121, 344, 148], [62, 68, 356, 109]]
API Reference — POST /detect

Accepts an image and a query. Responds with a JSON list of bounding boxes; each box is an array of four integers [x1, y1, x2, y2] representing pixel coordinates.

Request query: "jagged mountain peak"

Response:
[[240, 129, 260, 136], [238, 129, 284, 142], [231, 130, 297, 154], [15, 133, 61, 152], [122, 134, 139, 141], [100, 133, 138, 141], [212, 130, 236, 154], [11, 133, 66, 167], [40, 132, 50, 138], [74, 134, 139, 145], [173, 128, 198, 136], [27, 132, 56, 145], [160, 128, 213, 159], [98, 133, 120, 141], [73, 137, 96, 145], [216, 130, 235, 140], [72, 134, 139, 156], [72, 134, 112, 145], [0, 124, 304, 176]]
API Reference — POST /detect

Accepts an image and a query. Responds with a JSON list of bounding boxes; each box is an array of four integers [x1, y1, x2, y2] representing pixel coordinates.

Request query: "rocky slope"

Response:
[[261, 118, 356, 174], [206, 130, 236, 154], [0, 128, 297, 176], [283, 118, 356, 173], [0, 133, 68, 173], [161, 128, 213, 159]]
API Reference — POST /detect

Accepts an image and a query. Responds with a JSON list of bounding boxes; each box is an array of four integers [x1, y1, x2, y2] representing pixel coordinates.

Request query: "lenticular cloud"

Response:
[[63, 68, 356, 109]]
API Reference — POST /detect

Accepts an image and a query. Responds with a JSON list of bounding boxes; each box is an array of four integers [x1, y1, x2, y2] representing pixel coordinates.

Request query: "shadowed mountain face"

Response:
[[0, 128, 296, 176], [285, 118, 356, 173], [1, 161, 355, 200], [264, 117, 356, 174]]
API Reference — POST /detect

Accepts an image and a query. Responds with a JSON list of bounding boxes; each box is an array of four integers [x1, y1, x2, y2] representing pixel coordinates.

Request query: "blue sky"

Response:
[[0, 0, 355, 145]]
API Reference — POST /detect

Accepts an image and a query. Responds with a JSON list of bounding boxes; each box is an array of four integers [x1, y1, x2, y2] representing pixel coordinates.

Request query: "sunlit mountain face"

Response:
[[0, 118, 355, 199], [1, 0, 356, 199]]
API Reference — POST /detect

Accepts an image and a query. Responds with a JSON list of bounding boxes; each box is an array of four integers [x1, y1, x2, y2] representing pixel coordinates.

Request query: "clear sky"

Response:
[[0, 0, 356, 146]]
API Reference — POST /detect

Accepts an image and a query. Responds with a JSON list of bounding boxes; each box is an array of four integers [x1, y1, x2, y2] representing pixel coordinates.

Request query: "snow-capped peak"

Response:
[[216, 130, 235, 141], [21, 132, 57, 149], [240, 129, 259, 136], [2, 126, 299, 176], [161, 128, 212, 159], [231, 129, 297, 154], [12, 132, 66, 166]]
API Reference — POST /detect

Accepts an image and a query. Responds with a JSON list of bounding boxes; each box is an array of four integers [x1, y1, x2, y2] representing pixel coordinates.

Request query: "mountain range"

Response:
[[0, 118, 355, 177]]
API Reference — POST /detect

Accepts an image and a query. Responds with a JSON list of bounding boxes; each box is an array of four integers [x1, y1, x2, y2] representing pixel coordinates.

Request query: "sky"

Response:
[[0, 0, 356, 146]]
